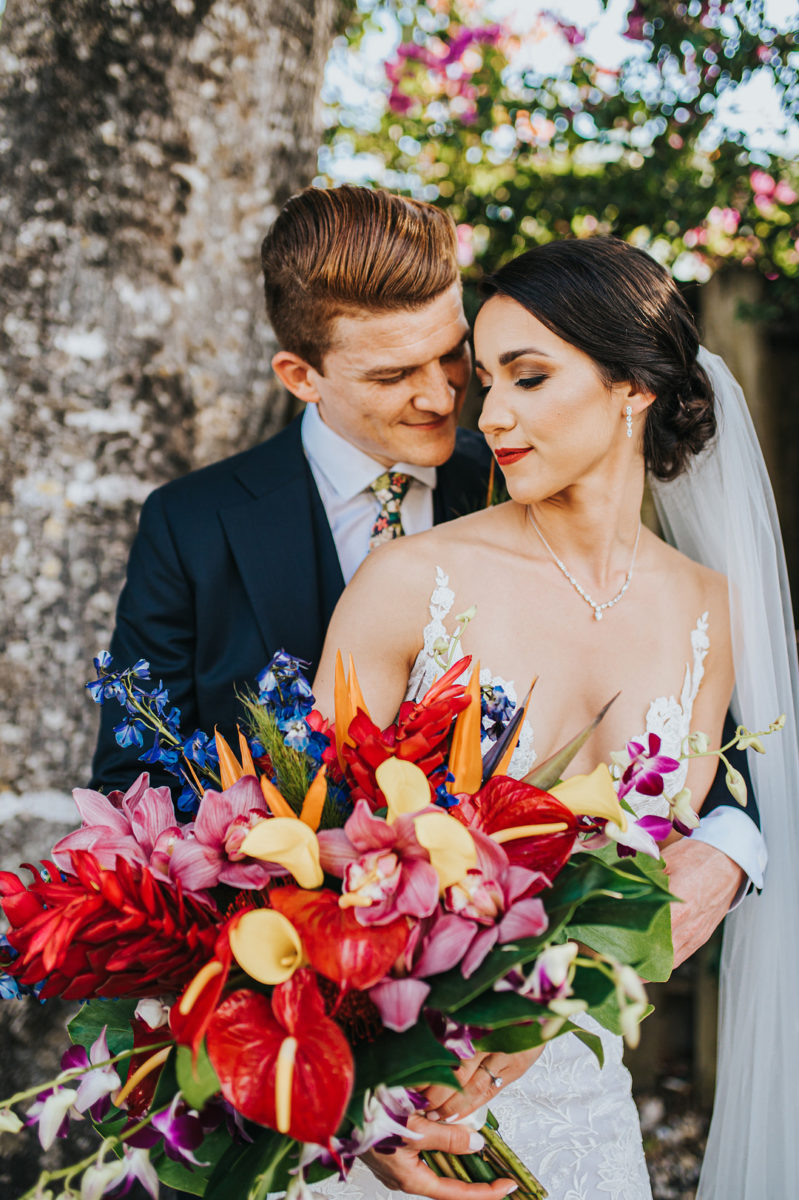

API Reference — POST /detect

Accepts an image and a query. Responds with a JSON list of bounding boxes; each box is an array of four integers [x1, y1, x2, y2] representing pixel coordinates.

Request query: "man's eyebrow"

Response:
[[359, 331, 471, 379]]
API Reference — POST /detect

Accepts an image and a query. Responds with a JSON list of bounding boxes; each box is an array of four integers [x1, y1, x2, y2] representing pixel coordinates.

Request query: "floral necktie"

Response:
[[368, 471, 411, 552]]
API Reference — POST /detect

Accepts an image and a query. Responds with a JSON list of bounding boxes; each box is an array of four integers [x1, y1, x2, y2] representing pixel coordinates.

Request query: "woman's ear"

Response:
[[271, 351, 323, 404], [614, 380, 656, 419]]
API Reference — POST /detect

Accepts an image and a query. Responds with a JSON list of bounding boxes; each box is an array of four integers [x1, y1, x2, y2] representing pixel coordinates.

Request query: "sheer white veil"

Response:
[[650, 348, 799, 1197]]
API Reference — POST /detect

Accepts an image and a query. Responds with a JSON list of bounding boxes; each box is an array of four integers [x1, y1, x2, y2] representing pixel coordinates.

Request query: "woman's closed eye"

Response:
[[515, 374, 547, 390]]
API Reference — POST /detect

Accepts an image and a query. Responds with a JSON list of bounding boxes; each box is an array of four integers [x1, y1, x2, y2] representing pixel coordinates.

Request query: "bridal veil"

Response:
[[651, 348, 799, 1198]]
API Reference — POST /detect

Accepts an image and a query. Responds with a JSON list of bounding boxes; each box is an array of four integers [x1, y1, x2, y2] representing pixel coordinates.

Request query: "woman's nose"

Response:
[[478, 385, 515, 435]]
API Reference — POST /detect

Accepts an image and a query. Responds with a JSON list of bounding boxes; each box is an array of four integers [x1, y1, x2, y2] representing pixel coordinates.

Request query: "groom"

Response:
[[92, 185, 762, 971]]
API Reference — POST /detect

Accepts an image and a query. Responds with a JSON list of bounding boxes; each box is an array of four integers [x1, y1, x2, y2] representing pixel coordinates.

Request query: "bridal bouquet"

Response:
[[1, 648, 701, 1200]]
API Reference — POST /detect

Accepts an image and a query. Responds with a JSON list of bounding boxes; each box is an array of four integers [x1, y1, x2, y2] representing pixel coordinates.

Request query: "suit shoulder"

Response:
[[142, 419, 304, 518]]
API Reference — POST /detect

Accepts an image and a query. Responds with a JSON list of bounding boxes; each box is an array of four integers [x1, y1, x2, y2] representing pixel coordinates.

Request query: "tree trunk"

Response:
[[0, 2, 339, 1189], [0, 0, 340, 801]]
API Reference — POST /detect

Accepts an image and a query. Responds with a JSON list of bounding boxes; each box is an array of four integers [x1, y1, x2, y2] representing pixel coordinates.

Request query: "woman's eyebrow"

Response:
[[498, 347, 553, 366]]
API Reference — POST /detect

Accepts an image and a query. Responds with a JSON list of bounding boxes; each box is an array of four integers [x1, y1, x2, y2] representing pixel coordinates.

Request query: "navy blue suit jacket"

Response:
[[90, 419, 494, 792], [90, 417, 757, 831]]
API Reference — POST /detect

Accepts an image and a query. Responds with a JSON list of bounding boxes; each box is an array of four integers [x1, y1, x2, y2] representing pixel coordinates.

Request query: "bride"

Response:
[[312, 237, 799, 1199]]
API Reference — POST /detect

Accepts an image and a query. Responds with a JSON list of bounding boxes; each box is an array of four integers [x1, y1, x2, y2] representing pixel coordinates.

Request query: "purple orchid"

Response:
[[126, 1093, 209, 1167], [427, 1012, 489, 1059], [59, 1026, 120, 1122], [81, 1145, 159, 1200], [617, 733, 681, 800], [299, 1085, 425, 1178], [317, 800, 440, 926], [495, 941, 579, 1005], [26, 1085, 79, 1150]]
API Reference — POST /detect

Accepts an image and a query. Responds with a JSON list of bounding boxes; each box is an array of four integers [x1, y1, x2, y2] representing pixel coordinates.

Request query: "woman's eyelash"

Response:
[[516, 374, 547, 389]]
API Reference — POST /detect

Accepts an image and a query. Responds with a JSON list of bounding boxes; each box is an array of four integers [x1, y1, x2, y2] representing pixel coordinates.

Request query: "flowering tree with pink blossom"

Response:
[[324, 0, 799, 314]]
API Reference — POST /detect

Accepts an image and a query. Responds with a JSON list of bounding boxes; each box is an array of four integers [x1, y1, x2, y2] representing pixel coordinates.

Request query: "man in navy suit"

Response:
[[91, 183, 763, 973], [91, 186, 489, 793]]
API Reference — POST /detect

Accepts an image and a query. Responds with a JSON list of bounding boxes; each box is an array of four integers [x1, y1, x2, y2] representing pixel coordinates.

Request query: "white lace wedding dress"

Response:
[[319, 568, 710, 1200]]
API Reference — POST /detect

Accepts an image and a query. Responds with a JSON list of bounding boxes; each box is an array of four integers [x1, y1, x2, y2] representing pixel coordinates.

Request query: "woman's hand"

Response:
[[422, 1047, 544, 1123], [362, 1113, 518, 1197]]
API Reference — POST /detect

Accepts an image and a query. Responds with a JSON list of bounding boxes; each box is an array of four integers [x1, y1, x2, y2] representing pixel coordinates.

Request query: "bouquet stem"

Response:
[[433, 1115, 547, 1199]]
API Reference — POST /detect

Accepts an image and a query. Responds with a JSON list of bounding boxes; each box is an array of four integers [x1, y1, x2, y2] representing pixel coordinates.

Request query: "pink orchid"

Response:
[[52, 773, 186, 880], [368, 836, 548, 1032], [317, 800, 439, 927], [618, 733, 680, 800], [167, 777, 283, 892], [443, 831, 548, 978]]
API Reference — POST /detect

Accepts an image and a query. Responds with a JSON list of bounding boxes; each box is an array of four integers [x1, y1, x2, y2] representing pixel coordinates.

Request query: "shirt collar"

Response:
[[301, 403, 437, 501]]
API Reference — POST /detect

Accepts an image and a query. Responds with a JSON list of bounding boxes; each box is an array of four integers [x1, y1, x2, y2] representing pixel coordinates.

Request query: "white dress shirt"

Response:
[[301, 403, 436, 584], [300, 402, 765, 899]]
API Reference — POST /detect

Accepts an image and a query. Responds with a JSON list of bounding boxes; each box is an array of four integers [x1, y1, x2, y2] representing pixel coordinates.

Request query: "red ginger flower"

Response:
[[343, 657, 472, 810], [0, 851, 220, 1001]]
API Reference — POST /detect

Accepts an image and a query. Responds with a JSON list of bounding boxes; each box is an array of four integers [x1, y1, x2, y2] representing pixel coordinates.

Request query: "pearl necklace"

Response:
[[527, 509, 642, 621]]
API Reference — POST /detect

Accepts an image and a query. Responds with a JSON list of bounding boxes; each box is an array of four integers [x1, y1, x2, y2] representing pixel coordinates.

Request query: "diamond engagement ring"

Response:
[[478, 1063, 503, 1088]]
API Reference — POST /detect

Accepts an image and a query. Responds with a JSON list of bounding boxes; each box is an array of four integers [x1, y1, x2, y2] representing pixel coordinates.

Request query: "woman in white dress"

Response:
[[312, 237, 799, 1200]]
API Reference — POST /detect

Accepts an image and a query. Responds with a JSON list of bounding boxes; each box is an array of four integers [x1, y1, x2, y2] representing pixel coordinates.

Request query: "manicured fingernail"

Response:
[[468, 1132, 485, 1151], [444, 1113, 460, 1123], [502, 1186, 518, 1196], [426, 1111, 440, 1121]]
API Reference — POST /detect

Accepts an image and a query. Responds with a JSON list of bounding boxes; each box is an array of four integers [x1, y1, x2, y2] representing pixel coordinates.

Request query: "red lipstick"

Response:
[[495, 447, 532, 466]]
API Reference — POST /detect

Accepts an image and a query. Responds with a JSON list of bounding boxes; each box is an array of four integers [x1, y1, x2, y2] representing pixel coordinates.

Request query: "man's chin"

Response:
[[397, 420, 458, 467]]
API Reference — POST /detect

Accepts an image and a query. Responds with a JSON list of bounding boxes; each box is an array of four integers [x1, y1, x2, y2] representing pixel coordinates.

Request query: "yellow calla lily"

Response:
[[240, 817, 324, 888], [375, 757, 432, 824], [550, 763, 628, 831], [229, 909, 305, 985], [414, 811, 478, 890]]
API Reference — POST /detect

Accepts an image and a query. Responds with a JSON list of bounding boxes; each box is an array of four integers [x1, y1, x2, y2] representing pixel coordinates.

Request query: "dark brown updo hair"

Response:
[[480, 238, 716, 481]]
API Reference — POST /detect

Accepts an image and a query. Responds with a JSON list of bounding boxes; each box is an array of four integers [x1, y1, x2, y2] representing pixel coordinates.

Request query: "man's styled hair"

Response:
[[261, 185, 460, 371]]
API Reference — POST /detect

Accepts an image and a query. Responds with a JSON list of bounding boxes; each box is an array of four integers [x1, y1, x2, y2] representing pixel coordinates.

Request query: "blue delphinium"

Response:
[[255, 650, 329, 766], [0, 936, 45, 1001], [481, 683, 515, 742]]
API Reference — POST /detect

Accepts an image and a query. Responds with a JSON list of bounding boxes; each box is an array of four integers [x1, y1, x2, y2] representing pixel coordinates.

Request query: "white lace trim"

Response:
[[616, 611, 710, 819], [405, 567, 536, 778]]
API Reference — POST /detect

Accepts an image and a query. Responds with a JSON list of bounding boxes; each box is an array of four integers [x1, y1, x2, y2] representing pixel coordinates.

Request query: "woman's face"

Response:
[[475, 295, 632, 504]]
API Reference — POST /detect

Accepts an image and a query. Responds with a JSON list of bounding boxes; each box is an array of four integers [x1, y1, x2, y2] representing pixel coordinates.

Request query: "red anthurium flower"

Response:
[[453, 776, 578, 889], [170, 922, 239, 1062], [342, 658, 472, 809], [0, 852, 219, 1001], [269, 886, 408, 992], [206, 970, 353, 1145]]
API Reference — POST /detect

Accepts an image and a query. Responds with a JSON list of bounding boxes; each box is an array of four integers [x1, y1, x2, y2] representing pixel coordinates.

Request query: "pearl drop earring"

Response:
[[625, 405, 633, 439]]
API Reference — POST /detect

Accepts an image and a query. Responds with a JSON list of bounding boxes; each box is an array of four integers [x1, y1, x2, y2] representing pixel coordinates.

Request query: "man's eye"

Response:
[[377, 374, 406, 385]]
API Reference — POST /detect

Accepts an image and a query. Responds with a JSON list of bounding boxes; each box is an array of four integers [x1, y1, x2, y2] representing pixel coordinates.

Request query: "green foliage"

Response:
[[68, 998, 138, 1057], [324, 0, 799, 314], [176, 1041, 222, 1111]]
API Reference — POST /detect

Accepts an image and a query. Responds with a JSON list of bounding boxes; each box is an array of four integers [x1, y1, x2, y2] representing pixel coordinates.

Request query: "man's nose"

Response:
[[413, 362, 457, 414]]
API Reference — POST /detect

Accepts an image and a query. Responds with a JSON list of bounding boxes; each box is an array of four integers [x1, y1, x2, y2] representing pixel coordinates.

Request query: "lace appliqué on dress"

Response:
[[405, 567, 536, 778], [615, 612, 710, 820]]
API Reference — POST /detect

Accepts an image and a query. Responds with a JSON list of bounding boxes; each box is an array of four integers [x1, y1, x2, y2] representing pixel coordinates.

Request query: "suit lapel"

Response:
[[219, 419, 344, 668]]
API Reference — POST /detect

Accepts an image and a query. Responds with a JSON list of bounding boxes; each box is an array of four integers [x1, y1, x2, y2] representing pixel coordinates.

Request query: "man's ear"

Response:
[[271, 351, 323, 404]]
